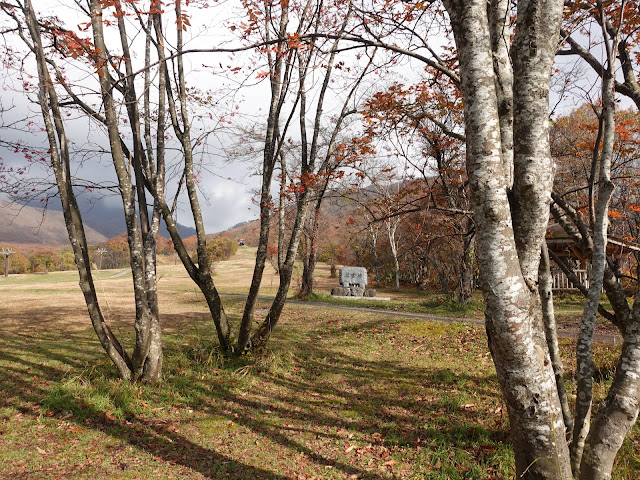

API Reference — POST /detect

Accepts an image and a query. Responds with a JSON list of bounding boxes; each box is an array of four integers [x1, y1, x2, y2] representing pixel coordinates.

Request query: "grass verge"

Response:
[[295, 292, 485, 319]]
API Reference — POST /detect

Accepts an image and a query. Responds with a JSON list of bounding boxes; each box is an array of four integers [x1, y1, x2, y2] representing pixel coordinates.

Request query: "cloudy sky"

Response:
[[0, 0, 268, 234], [0, 0, 403, 235], [0, 0, 617, 238]]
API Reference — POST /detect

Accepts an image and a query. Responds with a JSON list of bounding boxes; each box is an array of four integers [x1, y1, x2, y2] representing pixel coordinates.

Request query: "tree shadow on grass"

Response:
[[161, 314, 512, 477], [1, 332, 401, 478], [0, 330, 295, 479], [0, 311, 512, 479]]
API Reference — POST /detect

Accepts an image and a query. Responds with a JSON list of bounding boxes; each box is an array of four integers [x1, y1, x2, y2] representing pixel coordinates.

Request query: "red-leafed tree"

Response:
[[358, 76, 474, 300]]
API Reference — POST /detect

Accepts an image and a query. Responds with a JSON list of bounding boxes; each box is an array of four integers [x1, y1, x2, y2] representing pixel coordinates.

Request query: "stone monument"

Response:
[[332, 266, 376, 297], [339, 266, 367, 288]]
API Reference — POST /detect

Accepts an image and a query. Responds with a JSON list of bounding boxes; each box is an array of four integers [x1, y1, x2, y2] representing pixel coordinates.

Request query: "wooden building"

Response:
[[546, 223, 640, 290]]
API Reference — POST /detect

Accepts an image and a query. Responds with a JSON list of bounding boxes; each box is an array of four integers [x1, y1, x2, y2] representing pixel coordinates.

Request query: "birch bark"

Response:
[[575, 6, 640, 478], [442, 0, 571, 477], [539, 243, 573, 437]]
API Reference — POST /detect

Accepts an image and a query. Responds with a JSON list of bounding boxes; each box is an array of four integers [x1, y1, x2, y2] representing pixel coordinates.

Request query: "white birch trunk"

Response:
[[575, 11, 640, 479], [442, 1, 571, 477]]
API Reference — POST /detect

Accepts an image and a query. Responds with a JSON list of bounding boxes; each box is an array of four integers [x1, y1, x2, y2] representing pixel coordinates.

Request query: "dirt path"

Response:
[[222, 293, 624, 345], [105, 269, 131, 278]]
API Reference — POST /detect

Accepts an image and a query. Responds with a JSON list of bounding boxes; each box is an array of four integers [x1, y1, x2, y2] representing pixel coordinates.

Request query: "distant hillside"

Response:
[[0, 202, 108, 245], [1, 196, 197, 246], [220, 219, 262, 246], [224, 220, 253, 231], [0, 190, 359, 249], [47, 197, 198, 239], [222, 192, 357, 250]]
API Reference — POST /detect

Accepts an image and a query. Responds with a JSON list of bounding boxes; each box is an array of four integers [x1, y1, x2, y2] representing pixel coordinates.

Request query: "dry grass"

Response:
[[0, 250, 638, 479]]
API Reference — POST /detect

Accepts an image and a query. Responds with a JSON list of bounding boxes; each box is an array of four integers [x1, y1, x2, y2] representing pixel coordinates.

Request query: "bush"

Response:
[[206, 236, 239, 264]]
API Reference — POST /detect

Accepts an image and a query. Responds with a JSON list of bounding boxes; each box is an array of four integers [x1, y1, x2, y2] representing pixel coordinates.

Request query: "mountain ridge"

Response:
[[0, 198, 197, 246]]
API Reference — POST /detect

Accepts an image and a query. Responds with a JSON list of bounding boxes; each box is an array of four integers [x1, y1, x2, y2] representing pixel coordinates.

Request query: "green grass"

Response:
[[0, 268, 129, 286], [0, 304, 515, 479], [296, 292, 485, 318], [1, 309, 635, 479]]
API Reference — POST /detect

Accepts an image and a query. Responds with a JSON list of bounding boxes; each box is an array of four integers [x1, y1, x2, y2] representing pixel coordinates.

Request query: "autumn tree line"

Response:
[[0, 235, 239, 274], [1, 0, 640, 478], [329, 104, 640, 296]]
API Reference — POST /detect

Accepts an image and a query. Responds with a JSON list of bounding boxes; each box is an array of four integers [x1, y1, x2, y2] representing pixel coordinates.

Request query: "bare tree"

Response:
[[298, 130, 376, 297], [550, 3, 640, 477], [2, 0, 163, 382], [237, 0, 380, 350]]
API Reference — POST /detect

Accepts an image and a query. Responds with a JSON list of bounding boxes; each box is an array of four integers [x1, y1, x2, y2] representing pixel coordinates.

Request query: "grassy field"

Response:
[[0, 248, 638, 479]]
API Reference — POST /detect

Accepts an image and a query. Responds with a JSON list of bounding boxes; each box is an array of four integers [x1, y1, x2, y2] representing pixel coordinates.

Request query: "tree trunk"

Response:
[[139, 208, 163, 383], [252, 194, 312, 349], [236, 168, 276, 352], [23, 0, 134, 380], [457, 220, 475, 304], [278, 150, 287, 273], [439, 270, 448, 293], [571, 109, 615, 478], [144, 8, 233, 353], [236, 3, 290, 353], [576, 13, 640, 479], [386, 221, 400, 290], [299, 198, 321, 297], [442, 0, 571, 477], [579, 323, 640, 480], [91, 0, 158, 381], [539, 243, 573, 438], [116, 0, 163, 382], [489, 0, 514, 190]]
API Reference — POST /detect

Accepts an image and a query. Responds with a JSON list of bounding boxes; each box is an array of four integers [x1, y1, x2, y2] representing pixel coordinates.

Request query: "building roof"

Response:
[[546, 223, 640, 262]]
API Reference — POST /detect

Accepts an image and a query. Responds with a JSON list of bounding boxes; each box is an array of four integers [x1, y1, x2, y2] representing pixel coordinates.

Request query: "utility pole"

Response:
[[97, 248, 107, 270], [1, 248, 14, 278]]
